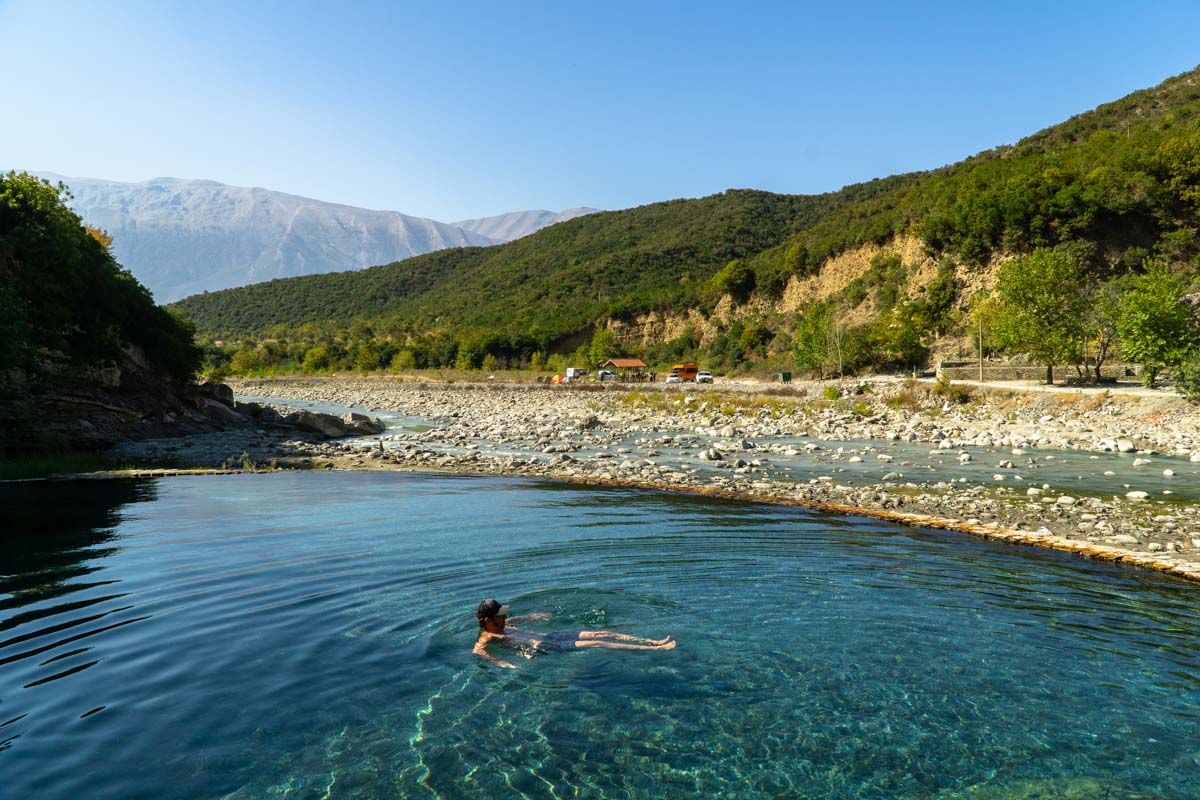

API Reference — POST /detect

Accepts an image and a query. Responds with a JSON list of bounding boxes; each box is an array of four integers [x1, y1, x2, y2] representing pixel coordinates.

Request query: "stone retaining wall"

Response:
[[937, 362, 1140, 382]]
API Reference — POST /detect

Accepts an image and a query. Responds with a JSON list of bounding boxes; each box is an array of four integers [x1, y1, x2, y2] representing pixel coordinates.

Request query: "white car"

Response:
[[665, 374, 682, 384], [696, 371, 713, 384]]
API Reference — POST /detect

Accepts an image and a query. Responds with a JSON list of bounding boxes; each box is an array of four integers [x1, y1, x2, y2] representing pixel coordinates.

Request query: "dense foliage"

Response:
[[0, 172, 199, 381], [176, 66, 1200, 394], [173, 182, 911, 339]]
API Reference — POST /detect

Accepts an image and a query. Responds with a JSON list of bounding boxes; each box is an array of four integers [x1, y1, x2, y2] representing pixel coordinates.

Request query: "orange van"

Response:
[[669, 363, 699, 382]]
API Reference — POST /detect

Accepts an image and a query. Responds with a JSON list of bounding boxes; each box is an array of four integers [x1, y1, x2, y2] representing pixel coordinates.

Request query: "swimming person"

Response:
[[472, 598, 676, 669]]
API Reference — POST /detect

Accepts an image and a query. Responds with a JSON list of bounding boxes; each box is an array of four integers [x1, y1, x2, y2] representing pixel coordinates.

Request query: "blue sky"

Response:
[[2, 0, 1199, 221]]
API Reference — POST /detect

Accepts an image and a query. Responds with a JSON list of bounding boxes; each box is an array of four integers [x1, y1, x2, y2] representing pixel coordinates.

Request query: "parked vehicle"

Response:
[[669, 362, 699, 382], [597, 369, 616, 382], [565, 367, 587, 380], [665, 374, 682, 384], [695, 370, 713, 384]]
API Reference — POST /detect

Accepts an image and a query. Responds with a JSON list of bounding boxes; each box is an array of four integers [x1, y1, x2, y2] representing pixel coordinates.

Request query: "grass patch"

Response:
[[933, 375, 974, 405]]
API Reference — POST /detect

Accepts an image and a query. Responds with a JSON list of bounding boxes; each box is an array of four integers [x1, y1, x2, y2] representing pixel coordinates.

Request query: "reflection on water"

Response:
[[2, 472, 1200, 799]]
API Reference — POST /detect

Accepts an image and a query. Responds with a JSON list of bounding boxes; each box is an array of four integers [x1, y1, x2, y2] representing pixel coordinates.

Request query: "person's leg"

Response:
[[574, 638, 676, 651], [578, 630, 674, 646]]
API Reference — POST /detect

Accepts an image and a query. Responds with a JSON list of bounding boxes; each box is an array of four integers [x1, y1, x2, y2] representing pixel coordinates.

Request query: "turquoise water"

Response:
[[4, 472, 1200, 799]]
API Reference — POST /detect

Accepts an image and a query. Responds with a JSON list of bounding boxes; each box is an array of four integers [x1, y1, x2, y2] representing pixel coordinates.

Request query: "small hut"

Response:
[[601, 358, 649, 382]]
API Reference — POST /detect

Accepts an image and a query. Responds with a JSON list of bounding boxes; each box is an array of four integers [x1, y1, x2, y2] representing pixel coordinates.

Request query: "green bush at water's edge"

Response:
[[0, 172, 201, 381]]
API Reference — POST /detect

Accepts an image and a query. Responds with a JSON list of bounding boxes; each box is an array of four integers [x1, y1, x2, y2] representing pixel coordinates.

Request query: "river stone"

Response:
[[1191, 453, 1200, 463], [341, 412, 386, 435], [285, 410, 347, 438], [1126, 491, 1150, 500], [1132, 458, 1151, 467], [197, 380, 235, 406], [1163, 469, 1175, 477], [1117, 439, 1136, 453], [1056, 496, 1077, 505]]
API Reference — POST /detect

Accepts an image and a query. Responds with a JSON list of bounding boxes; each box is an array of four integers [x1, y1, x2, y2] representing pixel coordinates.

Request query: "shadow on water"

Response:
[[0, 479, 155, 613]]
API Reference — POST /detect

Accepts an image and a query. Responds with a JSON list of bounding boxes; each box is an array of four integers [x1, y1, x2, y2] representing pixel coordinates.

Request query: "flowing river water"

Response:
[[3, 471, 1200, 799], [242, 394, 1200, 502]]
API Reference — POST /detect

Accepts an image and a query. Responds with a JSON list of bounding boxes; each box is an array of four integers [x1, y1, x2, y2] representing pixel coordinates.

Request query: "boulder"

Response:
[[197, 381, 235, 406], [341, 412, 386, 435], [195, 395, 247, 425], [286, 410, 348, 438]]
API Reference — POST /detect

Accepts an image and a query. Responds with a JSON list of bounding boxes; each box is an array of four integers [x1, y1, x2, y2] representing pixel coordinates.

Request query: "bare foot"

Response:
[[656, 639, 677, 650]]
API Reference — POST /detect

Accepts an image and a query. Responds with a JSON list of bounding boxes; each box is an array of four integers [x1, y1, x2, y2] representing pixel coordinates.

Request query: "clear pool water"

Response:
[[4, 472, 1199, 799]]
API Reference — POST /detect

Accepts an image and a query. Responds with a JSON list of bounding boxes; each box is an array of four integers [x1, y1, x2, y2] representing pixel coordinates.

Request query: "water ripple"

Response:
[[2, 471, 1199, 800]]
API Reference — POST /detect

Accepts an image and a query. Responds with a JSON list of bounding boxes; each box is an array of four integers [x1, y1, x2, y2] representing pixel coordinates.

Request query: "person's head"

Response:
[[476, 598, 509, 631]]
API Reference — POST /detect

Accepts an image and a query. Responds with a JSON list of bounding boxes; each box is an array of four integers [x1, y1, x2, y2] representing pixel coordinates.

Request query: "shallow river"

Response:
[[3, 472, 1200, 798], [247, 393, 1200, 501]]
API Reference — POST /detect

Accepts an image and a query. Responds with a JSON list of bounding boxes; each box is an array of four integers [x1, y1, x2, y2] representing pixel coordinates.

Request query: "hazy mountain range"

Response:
[[453, 208, 598, 242], [28, 172, 598, 302]]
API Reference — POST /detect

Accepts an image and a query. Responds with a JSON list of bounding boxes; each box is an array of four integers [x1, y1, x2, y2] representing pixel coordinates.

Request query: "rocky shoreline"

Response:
[[110, 376, 1200, 584]]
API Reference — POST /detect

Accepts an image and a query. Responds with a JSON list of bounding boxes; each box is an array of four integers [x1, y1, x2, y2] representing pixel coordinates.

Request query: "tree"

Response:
[[738, 321, 772, 357], [709, 259, 756, 303], [587, 327, 619, 368], [390, 349, 416, 371], [989, 248, 1089, 384], [0, 171, 200, 380], [793, 302, 841, 377], [84, 225, 113, 251], [230, 347, 268, 375], [302, 344, 330, 372], [354, 343, 383, 373], [1081, 278, 1123, 383], [1116, 262, 1196, 387]]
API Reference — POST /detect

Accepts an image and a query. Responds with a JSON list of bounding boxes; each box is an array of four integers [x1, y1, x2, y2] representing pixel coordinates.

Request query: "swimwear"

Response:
[[537, 631, 580, 652], [498, 629, 580, 657]]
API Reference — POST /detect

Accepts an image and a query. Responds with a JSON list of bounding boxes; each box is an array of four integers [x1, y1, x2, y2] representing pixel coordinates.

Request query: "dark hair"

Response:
[[476, 598, 504, 627]]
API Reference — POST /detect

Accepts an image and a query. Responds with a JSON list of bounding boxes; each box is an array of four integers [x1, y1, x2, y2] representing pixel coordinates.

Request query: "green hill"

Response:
[[173, 65, 1200, 372], [172, 179, 913, 340]]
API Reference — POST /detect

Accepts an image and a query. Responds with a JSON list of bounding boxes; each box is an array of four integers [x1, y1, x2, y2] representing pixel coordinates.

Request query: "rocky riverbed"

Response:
[[112, 376, 1200, 584]]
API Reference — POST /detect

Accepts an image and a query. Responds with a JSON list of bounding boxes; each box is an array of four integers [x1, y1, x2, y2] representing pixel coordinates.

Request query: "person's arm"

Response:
[[473, 635, 518, 669], [507, 612, 550, 624]]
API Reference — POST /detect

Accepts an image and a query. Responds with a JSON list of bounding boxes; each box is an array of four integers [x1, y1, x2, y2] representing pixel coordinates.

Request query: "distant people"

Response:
[[473, 598, 676, 669]]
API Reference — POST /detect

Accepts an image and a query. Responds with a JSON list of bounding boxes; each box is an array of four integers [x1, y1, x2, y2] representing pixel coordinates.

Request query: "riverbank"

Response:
[[108, 376, 1200, 584]]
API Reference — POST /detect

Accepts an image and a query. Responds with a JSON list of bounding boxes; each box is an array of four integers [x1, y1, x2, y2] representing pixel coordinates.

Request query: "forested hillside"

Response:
[[174, 179, 915, 338], [173, 65, 1200, 383]]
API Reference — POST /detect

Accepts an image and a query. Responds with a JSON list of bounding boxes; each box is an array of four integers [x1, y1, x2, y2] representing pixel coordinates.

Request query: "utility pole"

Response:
[[978, 317, 984, 383]]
